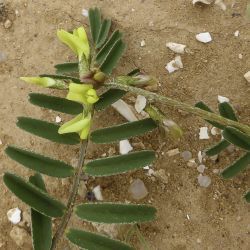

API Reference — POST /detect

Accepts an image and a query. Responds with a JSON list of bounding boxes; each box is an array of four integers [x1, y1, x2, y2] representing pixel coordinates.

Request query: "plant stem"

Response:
[[106, 82, 250, 135], [135, 225, 151, 250], [50, 140, 87, 250]]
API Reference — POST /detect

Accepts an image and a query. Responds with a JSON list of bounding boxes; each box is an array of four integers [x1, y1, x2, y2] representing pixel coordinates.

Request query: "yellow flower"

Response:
[[57, 27, 90, 60], [20, 77, 56, 88], [58, 112, 91, 139], [66, 83, 99, 105]]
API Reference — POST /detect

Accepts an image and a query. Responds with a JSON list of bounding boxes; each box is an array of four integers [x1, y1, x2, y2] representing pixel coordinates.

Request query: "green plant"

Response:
[[3, 7, 250, 250]]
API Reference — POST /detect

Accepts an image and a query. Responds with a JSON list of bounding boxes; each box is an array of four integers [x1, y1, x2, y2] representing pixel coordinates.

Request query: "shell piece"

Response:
[[82, 9, 89, 17], [218, 95, 229, 103], [166, 55, 183, 73], [7, 207, 21, 224], [244, 71, 250, 83], [111, 100, 138, 122], [140, 40, 146, 47], [166, 42, 187, 54], [193, 0, 213, 4], [92, 185, 103, 201], [199, 127, 210, 140], [119, 140, 133, 155], [196, 32, 212, 43], [234, 30, 239, 37], [135, 95, 147, 113], [55, 115, 62, 123]]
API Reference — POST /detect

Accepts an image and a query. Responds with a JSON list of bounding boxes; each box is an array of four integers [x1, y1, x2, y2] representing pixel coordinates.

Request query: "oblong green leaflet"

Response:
[[90, 118, 157, 144], [95, 89, 126, 110], [6, 146, 74, 178], [195, 101, 224, 129], [75, 203, 157, 224], [222, 127, 250, 151], [66, 228, 134, 250], [29, 93, 82, 115], [218, 102, 238, 121], [100, 38, 126, 75], [221, 153, 250, 179], [54, 62, 78, 75], [96, 19, 111, 48], [85, 150, 155, 176], [29, 174, 52, 250], [96, 30, 123, 65], [245, 191, 250, 203], [89, 7, 101, 44], [3, 173, 65, 217], [205, 140, 230, 156], [39, 74, 81, 83], [17, 117, 79, 145]]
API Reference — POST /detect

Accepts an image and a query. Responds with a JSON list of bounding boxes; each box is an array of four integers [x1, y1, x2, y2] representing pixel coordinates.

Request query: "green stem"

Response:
[[106, 82, 250, 135], [135, 225, 151, 250], [50, 140, 87, 250]]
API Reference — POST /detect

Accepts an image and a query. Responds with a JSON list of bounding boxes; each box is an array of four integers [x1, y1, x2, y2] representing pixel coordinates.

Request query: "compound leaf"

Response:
[[96, 19, 111, 48], [205, 140, 230, 156], [29, 174, 52, 250], [17, 117, 79, 145], [89, 8, 101, 44], [6, 146, 74, 178], [221, 153, 250, 179], [85, 150, 155, 176], [67, 229, 134, 250], [91, 118, 157, 143], [75, 203, 157, 224], [3, 172, 65, 217]]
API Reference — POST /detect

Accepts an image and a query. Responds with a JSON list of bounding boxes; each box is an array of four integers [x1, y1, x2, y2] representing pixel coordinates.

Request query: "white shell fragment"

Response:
[[166, 55, 183, 73], [55, 116, 62, 123], [215, 0, 227, 11], [166, 42, 187, 54], [211, 126, 220, 136], [199, 127, 209, 140], [92, 185, 103, 201], [140, 40, 146, 47], [7, 208, 21, 224], [198, 151, 203, 163], [193, 0, 213, 4], [244, 71, 250, 83], [196, 32, 212, 43], [135, 95, 147, 113], [218, 95, 229, 103], [112, 100, 138, 122], [234, 30, 240, 37], [119, 140, 133, 155], [197, 174, 211, 187], [81, 9, 89, 17]]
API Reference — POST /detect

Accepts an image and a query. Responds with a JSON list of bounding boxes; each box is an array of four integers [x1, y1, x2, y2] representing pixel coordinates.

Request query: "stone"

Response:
[[234, 30, 239, 37], [196, 32, 212, 43], [166, 55, 183, 73], [112, 100, 138, 122], [4, 19, 12, 29], [128, 179, 148, 200], [92, 185, 103, 201], [119, 140, 133, 155], [167, 148, 180, 157], [55, 115, 62, 123], [82, 8, 88, 17], [197, 164, 206, 173], [197, 174, 211, 187], [10, 226, 30, 247], [7, 208, 21, 224], [166, 42, 186, 54], [218, 95, 229, 103], [199, 127, 209, 140], [140, 40, 146, 47], [244, 71, 250, 83], [135, 95, 147, 113], [181, 151, 192, 161]]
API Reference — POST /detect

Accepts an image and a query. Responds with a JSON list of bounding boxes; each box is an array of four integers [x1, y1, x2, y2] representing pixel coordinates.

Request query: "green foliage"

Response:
[[91, 118, 157, 143], [218, 102, 238, 121], [96, 30, 123, 65], [6, 146, 74, 178], [29, 93, 82, 115], [205, 140, 230, 156], [54, 62, 78, 75], [221, 153, 250, 179], [95, 89, 126, 110], [89, 7, 101, 44], [96, 19, 111, 48], [67, 229, 134, 250], [3, 173, 65, 217], [245, 191, 250, 203], [223, 126, 250, 151], [29, 174, 52, 250], [75, 203, 157, 224], [17, 117, 79, 145], [39, 74, 81, 83], [85, 150, 155, 176]]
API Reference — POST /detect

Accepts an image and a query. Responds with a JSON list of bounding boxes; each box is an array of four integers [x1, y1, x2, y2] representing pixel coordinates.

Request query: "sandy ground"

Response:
[[0, 0, 250, 249]]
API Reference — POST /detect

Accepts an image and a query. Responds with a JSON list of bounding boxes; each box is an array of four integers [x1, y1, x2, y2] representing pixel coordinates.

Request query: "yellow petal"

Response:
[[68, 83, 93, 94], [66, 92, 86, 104], [73, 27, 90, 59], [20, 77, 56, 87], [86, 89, 99, 104]]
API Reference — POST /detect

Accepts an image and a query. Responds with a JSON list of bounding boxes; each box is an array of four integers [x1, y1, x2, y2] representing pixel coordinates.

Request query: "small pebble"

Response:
[[181, 151, 192, 161], [167, 148, 180, 156], [244, 71, 250, 83], [166, 42, 186, 54], [92, 185, 103, 201], [211, 127, 220, 136], [197, 174, 211, 187], [187, 159, 197, 168], [4, 19, 12, 29], [128, 179, 148, 200], [166, 55, 183, 73], [234, 30, 239, 37], [55, 116, 62, 123], [140, 40, 146, 47], [199, 127, 209, 140], [196, 32, 212, 43], [218, 95, 229, 103], [81, 8, 88, 17], [198, 151, 203, 163], [119, 140, 133, 155], [135, 95, 147, 113], [197, 164, 206, 173], [238, 54, 243, 59], [7, 208, 21, 224]]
